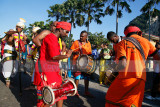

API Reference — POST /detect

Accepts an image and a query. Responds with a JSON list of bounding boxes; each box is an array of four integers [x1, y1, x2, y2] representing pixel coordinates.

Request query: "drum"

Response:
[[104, 66, 118, 86], [42, 79, 77, 105], [76, 54, 96, 74]]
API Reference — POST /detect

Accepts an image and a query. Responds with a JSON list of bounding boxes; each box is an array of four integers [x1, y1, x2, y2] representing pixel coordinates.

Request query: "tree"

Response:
[[141, 0, 160, 17], [88, 32, 111, 49], [47, 4, 65, 21], [24, 21, 51, 41], [79, 0, 105, 32], [105, 0, 135, 35], [62, 34, 74, 48]]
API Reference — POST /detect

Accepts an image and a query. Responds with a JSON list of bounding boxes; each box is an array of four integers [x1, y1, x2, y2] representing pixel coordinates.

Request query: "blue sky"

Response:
[[0, 0, 159, 40]]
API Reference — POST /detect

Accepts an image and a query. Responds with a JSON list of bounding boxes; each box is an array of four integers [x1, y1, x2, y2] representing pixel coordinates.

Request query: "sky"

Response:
[[0, 0, 159, 41]]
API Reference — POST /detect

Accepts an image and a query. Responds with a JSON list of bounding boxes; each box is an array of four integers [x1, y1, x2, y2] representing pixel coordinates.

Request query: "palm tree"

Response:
[[141, 0, 160, 40], [141, 0, 160, 17], [47, 4, 65, 21], [62, 0, 86, 47], [105, 0, 135, 35], [25, 21, 50, 41], [80, 0, 105, 32], [63, 0, 83, 33]]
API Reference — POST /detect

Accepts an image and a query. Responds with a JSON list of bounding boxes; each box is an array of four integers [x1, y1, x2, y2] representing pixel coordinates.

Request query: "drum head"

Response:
[[42, 86, 55, 105], [78, 55, 88, 68]]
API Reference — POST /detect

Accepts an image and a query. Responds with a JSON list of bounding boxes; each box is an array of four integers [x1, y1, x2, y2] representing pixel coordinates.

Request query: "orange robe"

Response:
[[70, 40, 92, 77], [105, 34, 157, 107]]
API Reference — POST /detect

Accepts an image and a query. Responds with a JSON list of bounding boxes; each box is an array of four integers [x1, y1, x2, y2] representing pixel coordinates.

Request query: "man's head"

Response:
[[32, 26, 41, 34], [6, 29, 14, 42], [23, 38, 30, 45], [16, 18, 26, 33], [124, 24, 142, 37], [80, 30, 88, 42], [155, 41, 160, 49], [56, 21, 71, 38], [50, 21, 58, 33], [16, 25, 23, 33], [107, 31, 119, 44], [104, 43, 109, 48], [32, 26, 41, 39]]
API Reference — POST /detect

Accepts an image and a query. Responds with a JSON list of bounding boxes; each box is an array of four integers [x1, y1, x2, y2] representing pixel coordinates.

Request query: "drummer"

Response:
[[70, 30, 93, 97], [33, 21, 72, 107], [107, 31, 121, 60]]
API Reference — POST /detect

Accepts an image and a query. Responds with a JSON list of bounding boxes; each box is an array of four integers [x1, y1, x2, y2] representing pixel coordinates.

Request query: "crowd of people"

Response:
[[0, 18, 160, 107]]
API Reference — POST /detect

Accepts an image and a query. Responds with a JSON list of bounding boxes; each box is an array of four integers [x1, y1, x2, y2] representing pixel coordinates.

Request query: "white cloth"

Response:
[[2, 60, 18, 78], [16, 22, 25, 28], [2, 43, 15, 60], [2, 43, 18, 78], [98, 48, 102, 55]]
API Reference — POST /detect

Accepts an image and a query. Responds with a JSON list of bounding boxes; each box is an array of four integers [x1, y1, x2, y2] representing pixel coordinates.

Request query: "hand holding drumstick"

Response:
[[71, 46, 82, 55], [53, 46, 82, 60]]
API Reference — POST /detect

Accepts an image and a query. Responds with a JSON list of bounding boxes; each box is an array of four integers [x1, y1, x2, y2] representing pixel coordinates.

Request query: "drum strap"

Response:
[[1, 56, 16, 63], [38, 60, 42, 73], [78, 40, 83, 55], [123, 37, 145, 62]]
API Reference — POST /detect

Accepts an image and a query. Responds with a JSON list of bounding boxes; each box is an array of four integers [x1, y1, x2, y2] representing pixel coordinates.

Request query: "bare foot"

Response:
[[6, 81, 10, 88]]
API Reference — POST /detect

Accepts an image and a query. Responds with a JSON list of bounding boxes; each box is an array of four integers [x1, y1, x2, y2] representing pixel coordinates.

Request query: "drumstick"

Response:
[[52, 46, 81, 58], [72, 46, 82, 51], [53, 46, 82, 58]]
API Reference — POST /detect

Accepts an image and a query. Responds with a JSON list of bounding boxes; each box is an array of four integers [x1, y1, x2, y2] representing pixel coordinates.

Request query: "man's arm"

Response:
[[114, 41, 127, 71], [52, 50, 73, 60], [1, 35, 7, 43], [115, 56, 127, 71], [5, 31, 18, 35], [33, 30, 51, 47], [61, 40, 66, 54], [23, 34, 28, 41]]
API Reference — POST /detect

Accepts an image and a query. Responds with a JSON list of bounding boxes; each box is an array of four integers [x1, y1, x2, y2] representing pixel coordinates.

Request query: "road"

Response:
[[0, 63, 160, 107]]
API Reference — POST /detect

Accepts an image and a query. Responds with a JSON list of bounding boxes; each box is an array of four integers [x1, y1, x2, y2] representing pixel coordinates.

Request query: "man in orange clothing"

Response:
[[107, 31, 122, 60], [70, 30, 93, 97], [105, 25, 160, 107]]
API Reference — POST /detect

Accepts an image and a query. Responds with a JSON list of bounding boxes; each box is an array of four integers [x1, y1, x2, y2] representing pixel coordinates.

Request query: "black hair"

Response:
[[155, 41, 160, 48], [26, 38, 30, 44], [80, 30, 88, 36], [5, 35, 12, 41], [107, 31, 116, 41], [36, 29, 43, 34]]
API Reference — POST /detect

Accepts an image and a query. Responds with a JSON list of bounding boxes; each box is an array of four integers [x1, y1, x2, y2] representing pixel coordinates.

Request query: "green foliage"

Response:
[[47, 4, 65, 21], [140, 0, 160, 17], [88, 32, 111, 49], [105, 0, 135, 18], [24, 21, 51, 41], [80, 0, 105, 32], [0, 38, 2, 44], [62, 34, 74, 49]]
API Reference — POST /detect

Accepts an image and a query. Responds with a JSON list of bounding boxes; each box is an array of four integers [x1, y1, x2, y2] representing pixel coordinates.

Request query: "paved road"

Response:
[[0, 63, 160, 107]]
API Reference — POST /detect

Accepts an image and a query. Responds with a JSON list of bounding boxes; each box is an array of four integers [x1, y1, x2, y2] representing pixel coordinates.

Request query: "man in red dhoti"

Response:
[[33, 21, 72, 107]]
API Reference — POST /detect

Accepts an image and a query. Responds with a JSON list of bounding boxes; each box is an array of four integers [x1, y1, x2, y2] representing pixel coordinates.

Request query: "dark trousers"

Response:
[[151, 72, 160, 97]]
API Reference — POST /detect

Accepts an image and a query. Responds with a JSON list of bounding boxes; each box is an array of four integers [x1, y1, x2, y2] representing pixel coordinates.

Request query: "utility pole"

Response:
[[148, 0, 151, 68]]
